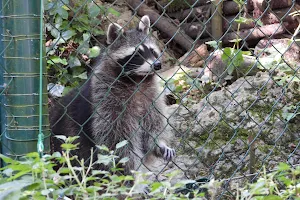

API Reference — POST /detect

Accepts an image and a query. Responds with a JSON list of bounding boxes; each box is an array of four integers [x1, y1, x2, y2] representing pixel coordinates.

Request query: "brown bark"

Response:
[[198, 21, 298, 45], [222, 22, 298, 44], [182, 7, 296, 39], [167, 5, 210, 22], [224, 8, 296, 31], [126, 0, 194, 51], [178, 44, 209, 68], [181, 22, 211, 39], [168, 0, 293, 21], [156, 0, 208, 13]]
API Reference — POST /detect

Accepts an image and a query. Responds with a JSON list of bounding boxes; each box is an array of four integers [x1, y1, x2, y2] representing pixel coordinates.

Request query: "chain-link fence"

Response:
[[1, 0, 300, 199]]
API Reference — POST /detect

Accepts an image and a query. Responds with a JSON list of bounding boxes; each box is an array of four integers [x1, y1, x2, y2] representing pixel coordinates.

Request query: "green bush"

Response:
[[0, 135, 299, 199], [45, 0, 119, 96], [0, 136, 203, 199]]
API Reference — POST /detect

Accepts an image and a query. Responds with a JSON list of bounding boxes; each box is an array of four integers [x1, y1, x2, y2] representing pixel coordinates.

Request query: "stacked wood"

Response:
[[126, 0, 300, 64], [178, 44, 209, 68], [159, 0, 294, 16], [126, 0, 194, 51]]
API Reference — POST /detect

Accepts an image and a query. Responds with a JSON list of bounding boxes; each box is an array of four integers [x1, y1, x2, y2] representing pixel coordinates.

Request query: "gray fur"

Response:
[[50, 16, 175, 177], [91, 16, 175, 173]]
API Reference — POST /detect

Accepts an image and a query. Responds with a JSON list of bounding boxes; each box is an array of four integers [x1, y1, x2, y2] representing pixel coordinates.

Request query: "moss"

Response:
[[248, 103, 282, 123], [188, 120, 251, 150]]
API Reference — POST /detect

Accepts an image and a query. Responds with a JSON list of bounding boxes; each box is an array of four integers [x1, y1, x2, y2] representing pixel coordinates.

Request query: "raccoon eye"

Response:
[[150, 48, 158, 58]]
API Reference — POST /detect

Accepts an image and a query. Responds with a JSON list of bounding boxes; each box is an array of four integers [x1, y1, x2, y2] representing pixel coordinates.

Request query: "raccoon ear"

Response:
[[107, 23, 124, 44], [138, 15, 150, 34]]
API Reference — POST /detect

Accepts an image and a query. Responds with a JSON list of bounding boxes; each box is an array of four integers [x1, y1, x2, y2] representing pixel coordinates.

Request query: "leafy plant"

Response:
[[163, 69, 211, 106], [44, 0, 119, 96], [238, 163, 300, 200], [0, 136, 203, 199]]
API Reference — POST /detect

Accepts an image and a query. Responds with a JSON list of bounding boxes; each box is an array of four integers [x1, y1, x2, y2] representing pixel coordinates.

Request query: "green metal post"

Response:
[[0, 0, 3, 166], [1, 0, 50, 159]]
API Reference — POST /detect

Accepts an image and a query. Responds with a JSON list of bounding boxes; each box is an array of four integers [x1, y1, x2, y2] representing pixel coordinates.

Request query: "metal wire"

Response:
[[0, 0, 299, 199]]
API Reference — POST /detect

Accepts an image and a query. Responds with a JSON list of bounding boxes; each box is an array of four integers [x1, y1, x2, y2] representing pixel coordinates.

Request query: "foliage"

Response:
[[238, 163, 300, 200], [0, 136, 204, 199], [0, 138, 298, 199], [163, 69, 213, 107], [44, 0, 119, 96]]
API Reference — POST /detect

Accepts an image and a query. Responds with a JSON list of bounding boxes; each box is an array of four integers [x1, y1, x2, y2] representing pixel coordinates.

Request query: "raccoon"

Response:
[[50, 15, 175, 176]]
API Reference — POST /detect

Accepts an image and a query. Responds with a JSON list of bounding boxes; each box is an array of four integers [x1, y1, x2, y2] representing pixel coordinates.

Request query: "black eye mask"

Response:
[[116, 44, 158, 73]]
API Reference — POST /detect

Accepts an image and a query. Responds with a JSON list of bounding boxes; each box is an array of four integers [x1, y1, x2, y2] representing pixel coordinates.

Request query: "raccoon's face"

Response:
[[106, 15, 162, 76]]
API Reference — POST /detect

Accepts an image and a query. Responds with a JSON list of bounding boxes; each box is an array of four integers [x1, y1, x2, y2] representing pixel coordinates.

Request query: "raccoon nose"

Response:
[[153, 60, 161, 70]]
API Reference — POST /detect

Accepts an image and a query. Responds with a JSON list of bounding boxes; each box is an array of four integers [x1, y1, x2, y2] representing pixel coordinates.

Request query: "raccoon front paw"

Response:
[[160, 145, 175, 161]]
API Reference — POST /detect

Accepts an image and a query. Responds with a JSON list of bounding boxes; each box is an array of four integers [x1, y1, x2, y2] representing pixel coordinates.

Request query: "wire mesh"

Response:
[[0, 0, 50, 161], [1, 0, 300, 199]]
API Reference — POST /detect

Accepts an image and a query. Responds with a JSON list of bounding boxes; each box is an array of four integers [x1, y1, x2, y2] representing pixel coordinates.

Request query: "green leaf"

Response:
[[0, 177, 33, 200], [24, 182, 40, 191], [8, 170, 31, 181], [107, 7, 120, 17], [110, 174, 122, 183], [118, 157, 129, 164], [262, 195, 282, 200], [73, 72, 87, 80], [282, 112, 295, 121], [68, 56, 81, 68], [96, 145, 109, 152], [89, 46, 101, 58], [234, 17, 252, 24], [116, 140, 128, 149], [59, 167, 71, 174], [151, 182, 163, 191], [41, 189, 51, 196], [205, 41, 220, 49], [242, 51, 252, 56], [47, 56, 68, 65], [221, 48, 243, 75], [256, 19, 264, 26], [97, 155, 113, 165], [56, 6, 68, 19], [0, 154, 18, 164], [52, 152, 62, 158], [277, 162, 290, 171], [61, 143, 79, 151], [25, 152, 39, 159], [89, 4, 101, 18], [44, 2, 55, 10], [66, 136, 80, 143], [61, 30, 76, 41]]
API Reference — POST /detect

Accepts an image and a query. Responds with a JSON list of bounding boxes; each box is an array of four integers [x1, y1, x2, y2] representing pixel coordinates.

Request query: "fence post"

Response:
[[0, 0, 3, 166], [211, 0, 223, 47], [1, 0, 50, 160]]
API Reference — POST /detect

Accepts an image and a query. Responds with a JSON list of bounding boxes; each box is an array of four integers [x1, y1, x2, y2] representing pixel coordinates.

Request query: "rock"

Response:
[[167, 71, 300, 180], [203, 50, 259, 83], [254, 38, 300, 65]]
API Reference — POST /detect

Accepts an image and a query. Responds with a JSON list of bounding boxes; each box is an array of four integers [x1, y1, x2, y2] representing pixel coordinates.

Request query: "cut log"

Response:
[[178, 44, 209, 68], [167, 5, 211, 22], [181, 22, 211, 39], [167, 0, 293, 21], [221, 22, 298, 45], [156, 0, 208, 13], [182, 7, 297, 39], [224, 8, 296, 31], [198, 21, 298, 45], [126, 0, 194, 51]]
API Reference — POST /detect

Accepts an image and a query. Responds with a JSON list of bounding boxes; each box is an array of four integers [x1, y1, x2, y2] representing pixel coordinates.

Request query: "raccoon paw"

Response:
[[160, 145, 175, 161]]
